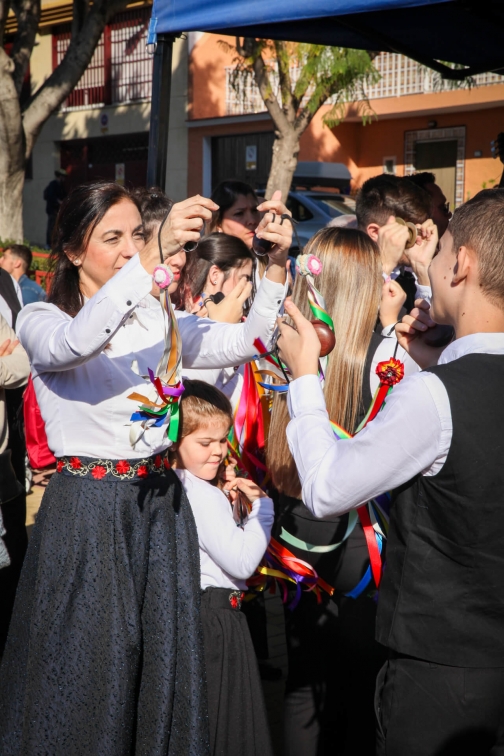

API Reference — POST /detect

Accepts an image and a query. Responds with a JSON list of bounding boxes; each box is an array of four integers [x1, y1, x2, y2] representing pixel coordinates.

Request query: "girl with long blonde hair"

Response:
[[268, 226, 403, 755]]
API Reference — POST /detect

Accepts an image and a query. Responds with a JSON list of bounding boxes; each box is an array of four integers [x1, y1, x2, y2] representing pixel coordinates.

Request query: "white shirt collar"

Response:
[[438, 332, 504, 365]]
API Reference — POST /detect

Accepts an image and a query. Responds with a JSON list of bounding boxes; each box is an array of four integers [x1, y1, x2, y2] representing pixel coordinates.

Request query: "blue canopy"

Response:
[[149, 0, 504, 77]]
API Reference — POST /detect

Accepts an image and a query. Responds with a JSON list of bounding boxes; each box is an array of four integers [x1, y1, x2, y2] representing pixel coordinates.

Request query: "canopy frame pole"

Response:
[[147, 33, 177, 189]]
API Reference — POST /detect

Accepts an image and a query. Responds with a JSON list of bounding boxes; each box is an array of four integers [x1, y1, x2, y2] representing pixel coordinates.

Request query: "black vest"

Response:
[[376, 354, 504, 667]]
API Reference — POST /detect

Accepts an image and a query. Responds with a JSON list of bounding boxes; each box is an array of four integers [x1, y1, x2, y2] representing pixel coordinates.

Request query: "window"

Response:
[[383, 156, 396, 175], [53, 7, 152, 110]]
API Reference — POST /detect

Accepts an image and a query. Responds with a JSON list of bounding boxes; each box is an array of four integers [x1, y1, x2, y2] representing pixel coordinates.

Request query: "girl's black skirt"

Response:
[[201, 587, 273, 756], [0, 457, 209, 755]]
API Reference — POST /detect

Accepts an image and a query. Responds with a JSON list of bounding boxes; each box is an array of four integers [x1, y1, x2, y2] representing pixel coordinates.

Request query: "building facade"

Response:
[[14, 0, 188, 246], [187, 33, 504, 209]]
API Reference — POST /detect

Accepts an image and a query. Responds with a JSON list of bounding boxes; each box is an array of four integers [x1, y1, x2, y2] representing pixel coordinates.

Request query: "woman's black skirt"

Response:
[[201, 587, 273, 756], [0, 457, 209, 755]]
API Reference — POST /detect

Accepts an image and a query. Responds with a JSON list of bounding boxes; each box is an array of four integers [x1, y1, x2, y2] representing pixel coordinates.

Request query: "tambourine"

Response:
[[395, 217, 419, 249]]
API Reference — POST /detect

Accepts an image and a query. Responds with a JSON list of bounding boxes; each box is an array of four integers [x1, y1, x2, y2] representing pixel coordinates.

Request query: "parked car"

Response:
[[257, 190, 356, 252]]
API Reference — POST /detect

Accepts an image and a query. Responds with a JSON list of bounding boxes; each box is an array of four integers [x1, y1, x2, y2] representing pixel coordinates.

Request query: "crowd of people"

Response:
[[0, 168, 502, 756]]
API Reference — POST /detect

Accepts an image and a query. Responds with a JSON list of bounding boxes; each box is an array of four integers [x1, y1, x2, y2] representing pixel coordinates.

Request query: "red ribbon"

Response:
[[357, 505, 382, 588]]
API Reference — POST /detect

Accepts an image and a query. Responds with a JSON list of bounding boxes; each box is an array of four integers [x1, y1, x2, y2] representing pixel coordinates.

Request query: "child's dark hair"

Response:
[[178, 379, 233, 439]]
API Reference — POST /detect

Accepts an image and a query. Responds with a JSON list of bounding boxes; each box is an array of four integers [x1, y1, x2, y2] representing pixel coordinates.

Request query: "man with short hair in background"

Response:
[[0, 246, 46, 306]]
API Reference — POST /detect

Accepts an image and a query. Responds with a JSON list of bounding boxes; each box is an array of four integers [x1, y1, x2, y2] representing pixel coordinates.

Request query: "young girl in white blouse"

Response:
[[172, 379, 274, 756]]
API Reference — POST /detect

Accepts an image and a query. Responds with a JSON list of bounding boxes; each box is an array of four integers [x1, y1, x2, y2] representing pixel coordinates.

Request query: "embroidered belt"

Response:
[[56, 452, 171, 481], [229, 590, 245, 610]]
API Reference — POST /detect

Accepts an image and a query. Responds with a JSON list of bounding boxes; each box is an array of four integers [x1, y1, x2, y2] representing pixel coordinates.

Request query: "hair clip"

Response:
[[296, 254, 323, 277], [153, 264, 174, 290]]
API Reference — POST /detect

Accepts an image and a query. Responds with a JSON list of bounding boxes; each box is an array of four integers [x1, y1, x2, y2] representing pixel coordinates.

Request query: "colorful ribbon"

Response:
[[128, 289, 185, 445]]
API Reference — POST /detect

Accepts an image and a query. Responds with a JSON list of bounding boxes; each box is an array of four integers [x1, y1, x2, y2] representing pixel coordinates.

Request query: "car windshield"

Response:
[[308, 196, 355, 217]]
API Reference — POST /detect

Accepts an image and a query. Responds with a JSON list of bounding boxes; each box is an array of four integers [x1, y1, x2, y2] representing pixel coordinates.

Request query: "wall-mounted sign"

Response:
[[245, 145, 257, 171], [115, 163, 125, 186], [100, 113, 109, 134]]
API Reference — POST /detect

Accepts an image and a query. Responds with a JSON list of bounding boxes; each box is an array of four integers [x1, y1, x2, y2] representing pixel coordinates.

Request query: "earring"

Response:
[[74, 259, 81, 266]]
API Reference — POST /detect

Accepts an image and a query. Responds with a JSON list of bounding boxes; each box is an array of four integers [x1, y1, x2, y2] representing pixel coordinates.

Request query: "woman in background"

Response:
[[268, 227, 405, 756]]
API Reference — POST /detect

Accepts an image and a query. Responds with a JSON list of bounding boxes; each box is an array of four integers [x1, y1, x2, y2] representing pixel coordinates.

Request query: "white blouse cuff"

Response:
[[287, 374, 327, 418]]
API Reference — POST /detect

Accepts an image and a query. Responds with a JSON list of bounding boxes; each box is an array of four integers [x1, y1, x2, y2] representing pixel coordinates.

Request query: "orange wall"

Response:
[[188, 33, 504, 202]]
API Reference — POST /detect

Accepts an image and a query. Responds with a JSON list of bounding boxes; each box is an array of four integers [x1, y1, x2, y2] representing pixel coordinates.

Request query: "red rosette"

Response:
[[115, 460, 130, 474], [57, 460, 64, 473], [91, 465, 106, 480], [70, 456, 82, 470], [137, 465, 149, 478], [375, 357, 404, 387]]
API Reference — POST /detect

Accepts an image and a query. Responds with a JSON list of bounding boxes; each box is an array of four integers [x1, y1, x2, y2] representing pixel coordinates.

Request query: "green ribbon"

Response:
[[167, 402, 180, 443], [279, 511, 358, 553], [309, 302, 334, 332]]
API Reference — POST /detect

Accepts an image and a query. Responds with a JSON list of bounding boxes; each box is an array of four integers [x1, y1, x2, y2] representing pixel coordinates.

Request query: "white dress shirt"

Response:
[[286, 333, 504, 519], [16, 254, 286, 459], [175, 469, 274, 590]]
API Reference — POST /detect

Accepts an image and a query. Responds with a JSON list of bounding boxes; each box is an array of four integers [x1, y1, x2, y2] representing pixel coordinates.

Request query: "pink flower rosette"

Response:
[[296, 253, 323, 278], [152, 264, 174, 290]]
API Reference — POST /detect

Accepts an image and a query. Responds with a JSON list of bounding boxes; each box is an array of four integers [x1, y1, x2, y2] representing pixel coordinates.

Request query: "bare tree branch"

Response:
[[274, 40, 296, 120], [10, 0, 40, 95], [22, 0, 128, 156]]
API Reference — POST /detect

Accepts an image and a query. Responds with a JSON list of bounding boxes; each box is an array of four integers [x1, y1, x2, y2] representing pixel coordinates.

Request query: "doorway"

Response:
[[211, 131, 275, 191], [414, 140, 458, 208], [404, 126, 465, 207]]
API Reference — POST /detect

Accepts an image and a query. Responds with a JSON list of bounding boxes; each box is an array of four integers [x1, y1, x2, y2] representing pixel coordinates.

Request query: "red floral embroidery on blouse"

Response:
[[230, 595, 239, 609], [70, 457, 82, 470], [115, 460, 130, 474], [57, 460, 64, 473], [154, 455, 162, 469], [163, 457, 171, 470], [137, 465, 148, 478], [91, 465, 106, 480]]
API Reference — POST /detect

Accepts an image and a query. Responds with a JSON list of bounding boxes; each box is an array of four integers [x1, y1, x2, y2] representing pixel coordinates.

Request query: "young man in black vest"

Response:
[[277, 188, 504, 755]]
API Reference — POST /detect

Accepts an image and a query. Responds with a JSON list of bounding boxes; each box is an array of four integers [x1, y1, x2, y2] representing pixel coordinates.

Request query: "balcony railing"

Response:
[[54, 7, 152, 111], [225, 52, 504, 115]]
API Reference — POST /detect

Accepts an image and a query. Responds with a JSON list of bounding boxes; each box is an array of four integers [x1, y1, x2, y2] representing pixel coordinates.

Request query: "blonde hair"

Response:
[[267, 227, 381, 498]]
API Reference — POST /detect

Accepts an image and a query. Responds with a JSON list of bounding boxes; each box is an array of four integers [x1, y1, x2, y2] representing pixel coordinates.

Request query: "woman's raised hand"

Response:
[[161, 195, 219, 259], [205, 278, 252, 323], [140, 195, 218, 274], [256, 190, 293, 267]]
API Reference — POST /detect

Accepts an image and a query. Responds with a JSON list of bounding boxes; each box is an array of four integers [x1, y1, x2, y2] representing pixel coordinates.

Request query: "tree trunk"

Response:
[[0, 49, 25, 242], [265, 130, 300, 202]]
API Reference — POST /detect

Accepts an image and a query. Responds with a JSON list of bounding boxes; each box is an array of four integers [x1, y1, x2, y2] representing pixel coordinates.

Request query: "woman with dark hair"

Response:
[[0, 181, 292, 756], [177, 232, 253, 315]]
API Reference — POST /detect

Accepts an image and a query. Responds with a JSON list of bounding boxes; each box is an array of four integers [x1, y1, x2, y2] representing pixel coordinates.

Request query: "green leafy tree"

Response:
[[221, 38, 380, 200]]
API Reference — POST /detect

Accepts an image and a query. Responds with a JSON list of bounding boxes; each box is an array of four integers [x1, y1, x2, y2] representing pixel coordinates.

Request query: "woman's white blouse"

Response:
[[175, 469, 274, 590], [16, 254, 286, 459]]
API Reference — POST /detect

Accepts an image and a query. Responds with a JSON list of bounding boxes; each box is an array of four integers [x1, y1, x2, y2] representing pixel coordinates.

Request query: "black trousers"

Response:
[[284, 591, 385, 756], [375, 653, 504, 756]]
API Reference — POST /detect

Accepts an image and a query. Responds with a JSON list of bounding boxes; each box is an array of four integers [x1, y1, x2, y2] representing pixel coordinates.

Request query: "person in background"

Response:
[[268, 227, 409, 755], [276, 189, 504, 756], [171, 380, 274, 756], [132, 186, 174, 244], [43, 169, 67, 248], [408, 171, 453, 237], [0, 315, 30, 658], [0, 246, 46, 305], [356, 174, 434, 312], [209, 179, 295, 290]]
